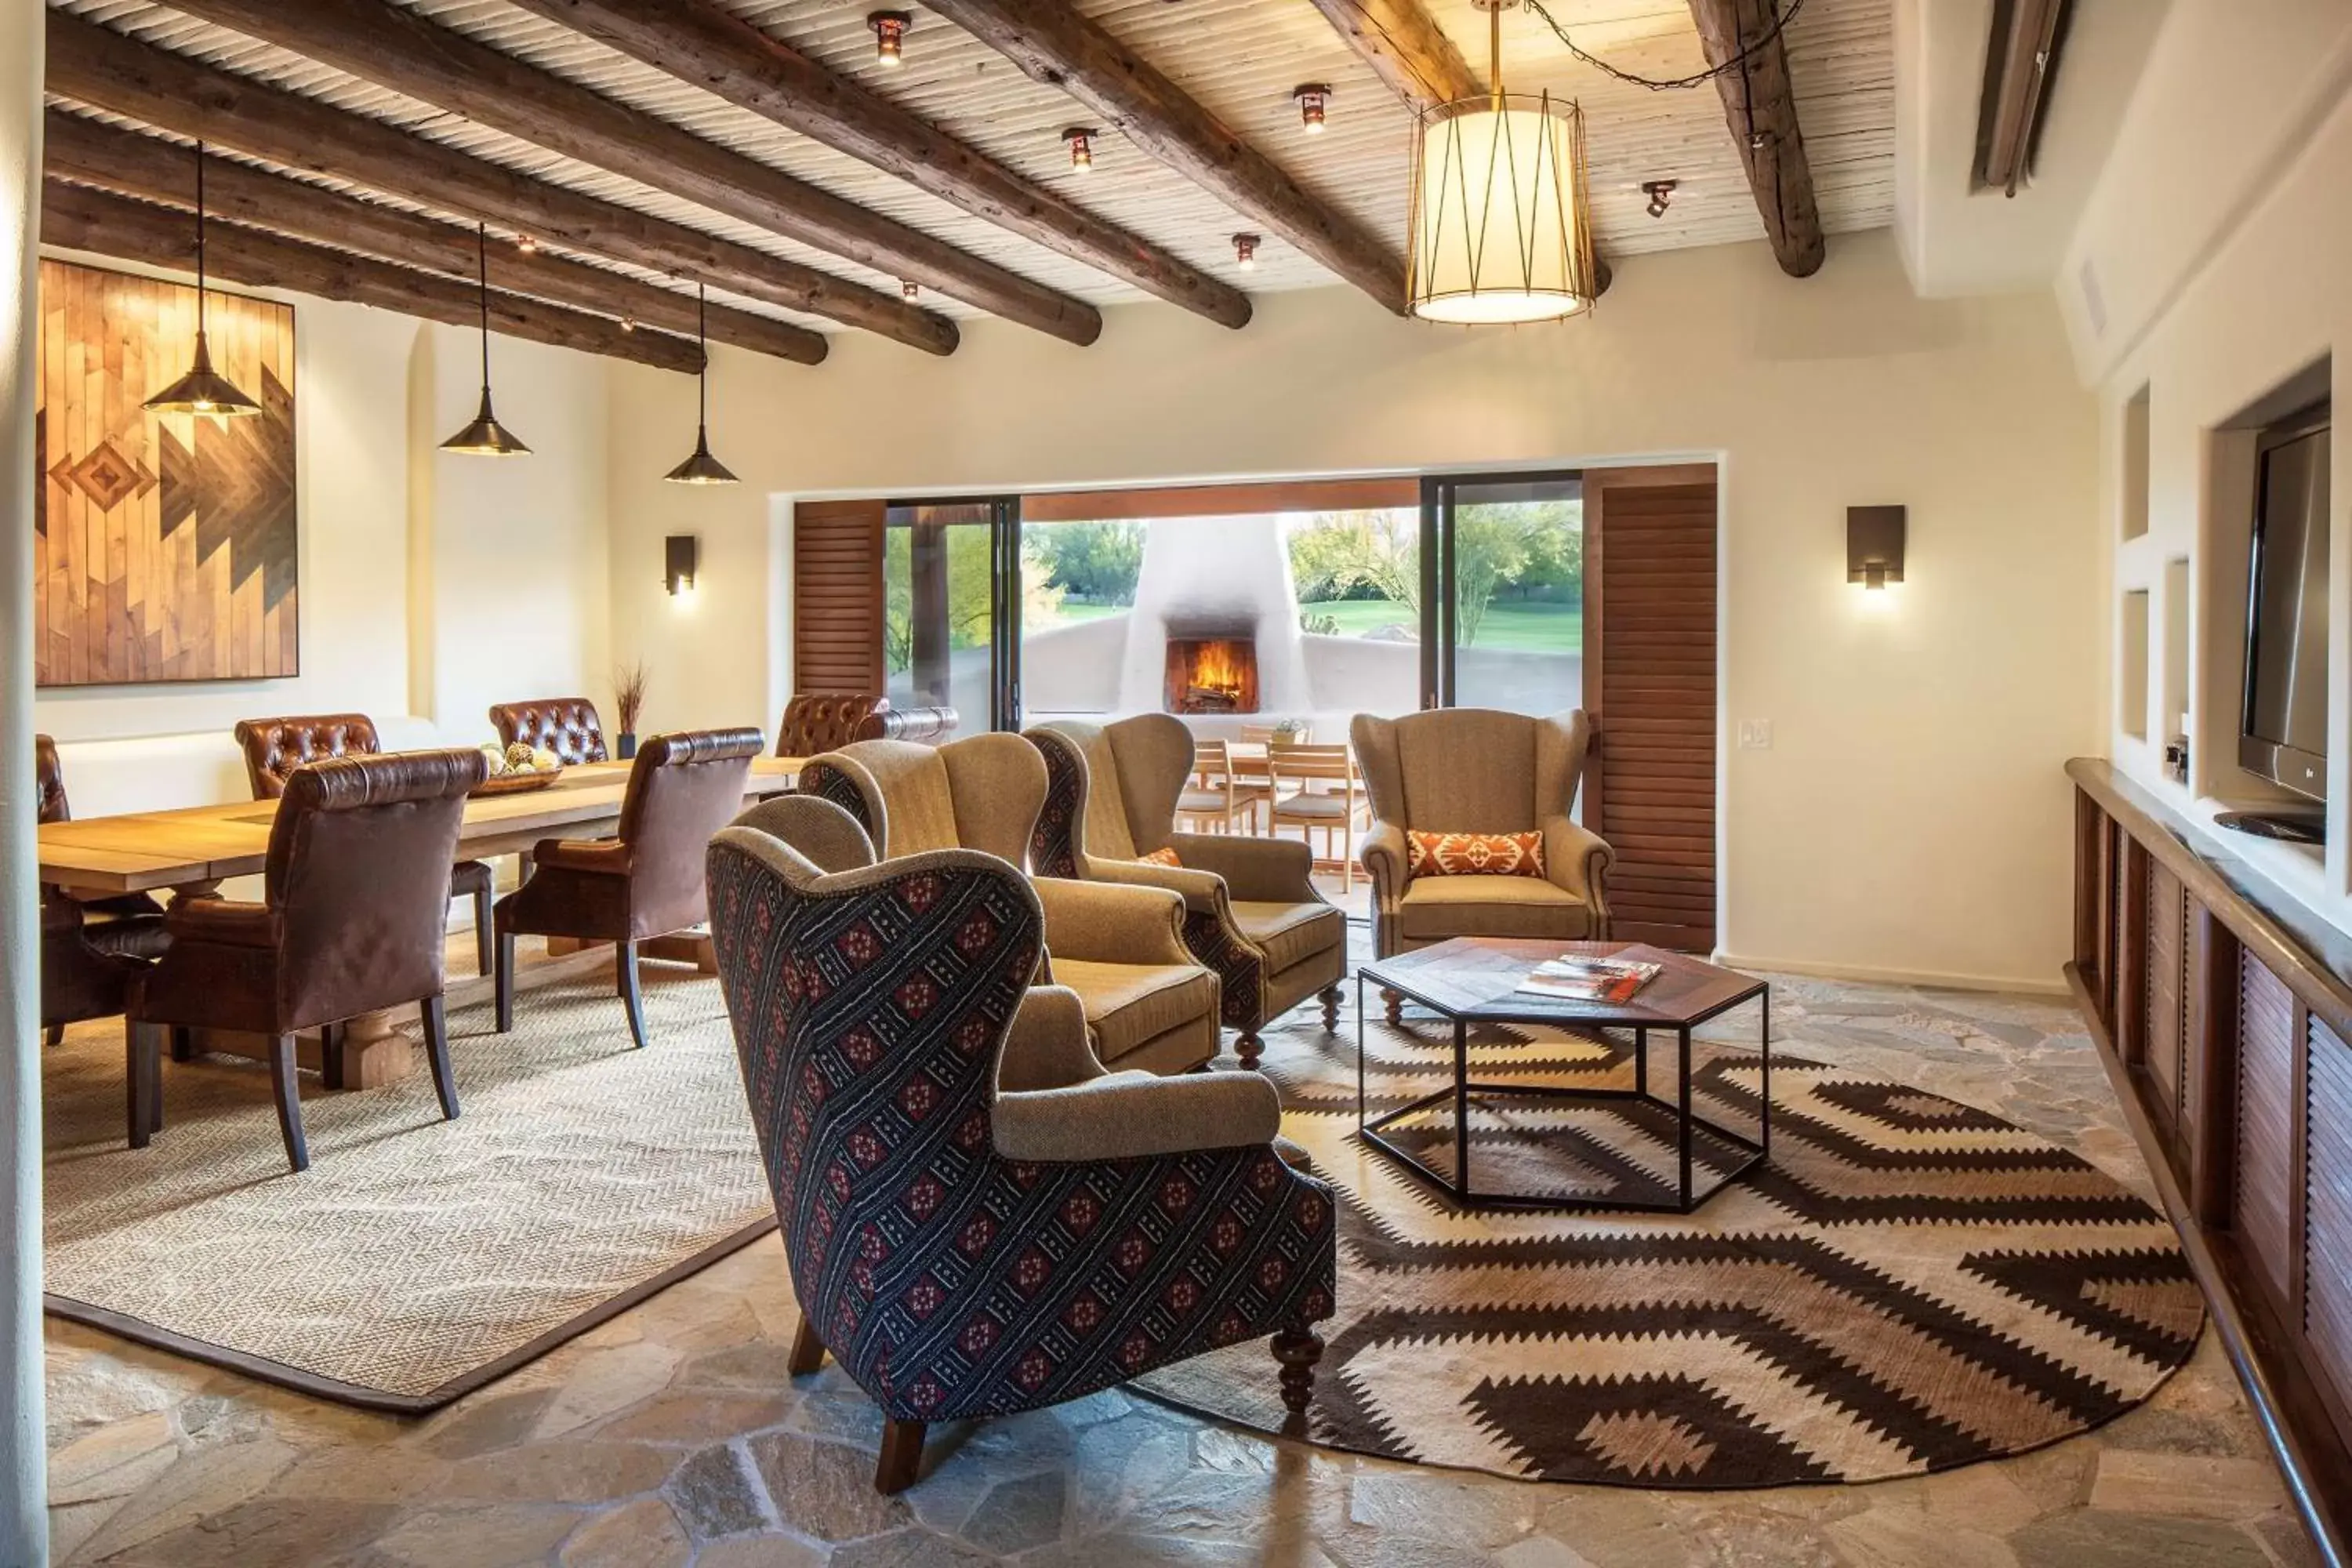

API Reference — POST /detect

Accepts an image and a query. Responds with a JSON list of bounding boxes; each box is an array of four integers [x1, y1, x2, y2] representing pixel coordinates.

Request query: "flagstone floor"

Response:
[[42, 946, 2321, 1568]]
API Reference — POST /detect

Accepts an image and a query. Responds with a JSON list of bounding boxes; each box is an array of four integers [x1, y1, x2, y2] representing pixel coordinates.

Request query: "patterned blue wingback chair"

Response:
[[707, 796, 1338, 1494]]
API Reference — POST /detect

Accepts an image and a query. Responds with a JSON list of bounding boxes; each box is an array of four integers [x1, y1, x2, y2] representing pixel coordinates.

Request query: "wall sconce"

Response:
[[1846, 505, 1906, 589], [665, 535, 699, 597]]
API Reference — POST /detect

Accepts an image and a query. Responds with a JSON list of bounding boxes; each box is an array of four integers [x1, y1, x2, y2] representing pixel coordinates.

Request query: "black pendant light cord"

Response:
[[474, 223, 492, 389], [697, 285, 710, 429], [1522, 0, 1806, 93], [192, 141, 208, 339]]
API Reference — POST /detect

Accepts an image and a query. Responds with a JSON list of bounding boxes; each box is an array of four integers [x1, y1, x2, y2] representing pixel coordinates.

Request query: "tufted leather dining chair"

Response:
[[775, 692, 958, 756], [234, 714, 496, 975], [488, 697, 611, 766], [128, 749, 488, 1173], [493, 728, 764, 1049], [36, 735, 170, 1050]]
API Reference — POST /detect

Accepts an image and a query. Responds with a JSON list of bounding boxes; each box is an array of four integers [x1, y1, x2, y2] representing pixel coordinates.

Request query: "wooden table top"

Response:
[[1363, 938, 1765, 1028], [38, 756, 805, 894]]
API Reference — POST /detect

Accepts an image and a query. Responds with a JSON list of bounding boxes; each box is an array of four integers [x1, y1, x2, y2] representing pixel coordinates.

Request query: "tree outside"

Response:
[[1283, 502, 1581, 647]]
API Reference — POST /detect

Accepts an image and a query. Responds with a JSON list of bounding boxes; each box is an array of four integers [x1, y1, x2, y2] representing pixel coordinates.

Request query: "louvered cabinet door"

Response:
[[2236, 953, 2299, 1308], [1584, 468, 1718, 953], [2145, 863, 2190, 1142], [793, 499, 885, 695], [2307, 1015, 2352, 1426]]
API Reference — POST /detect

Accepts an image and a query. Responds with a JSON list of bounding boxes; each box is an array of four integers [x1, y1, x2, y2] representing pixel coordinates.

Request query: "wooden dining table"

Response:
[[38, 755, 806, 1087]]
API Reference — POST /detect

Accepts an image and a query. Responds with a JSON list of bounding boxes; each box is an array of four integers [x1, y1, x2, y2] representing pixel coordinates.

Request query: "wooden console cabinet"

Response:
[[2068, 759, 2350, 1563]]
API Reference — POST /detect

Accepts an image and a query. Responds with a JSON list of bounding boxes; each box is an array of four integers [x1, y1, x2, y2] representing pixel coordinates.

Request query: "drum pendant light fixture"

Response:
[[144, 142, 262, 418], [1406, 0, 1598, 325], [441, 223, 531, 456], [664, 285, 739, 486]]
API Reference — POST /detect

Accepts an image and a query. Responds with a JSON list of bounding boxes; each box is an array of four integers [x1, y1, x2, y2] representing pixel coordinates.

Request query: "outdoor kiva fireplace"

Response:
[[1163, 637, 1259, 714]]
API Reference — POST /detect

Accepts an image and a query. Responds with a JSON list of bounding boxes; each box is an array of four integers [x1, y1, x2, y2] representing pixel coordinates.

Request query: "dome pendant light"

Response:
[[145, 142, 262, 418], [1406, 0, 1598, 325], [441, 223, 531, 456], [665, 285, 739, 486]]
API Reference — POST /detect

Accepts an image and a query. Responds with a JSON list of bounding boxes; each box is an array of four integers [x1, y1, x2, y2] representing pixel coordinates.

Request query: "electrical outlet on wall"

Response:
[[1738, 720, 1773, 750]]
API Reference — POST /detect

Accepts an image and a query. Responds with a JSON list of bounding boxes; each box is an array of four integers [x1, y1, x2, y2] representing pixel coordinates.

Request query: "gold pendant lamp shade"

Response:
[[441, 223, 531, 457], [1406, 0, 1598, 325], [145, 142, 262, 417]]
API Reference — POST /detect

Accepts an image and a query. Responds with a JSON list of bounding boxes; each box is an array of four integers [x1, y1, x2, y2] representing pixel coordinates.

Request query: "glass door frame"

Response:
[[883, 494, 1023, 731], [1417, 467, 1587, 709]]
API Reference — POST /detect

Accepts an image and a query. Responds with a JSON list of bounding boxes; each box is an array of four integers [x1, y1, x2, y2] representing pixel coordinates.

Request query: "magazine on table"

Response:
[[1515, 954, 1663, 1004]]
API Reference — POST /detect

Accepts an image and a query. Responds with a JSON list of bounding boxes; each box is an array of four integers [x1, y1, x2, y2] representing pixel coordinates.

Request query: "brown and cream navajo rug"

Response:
[[41, 964, 775, 1413], [1138, 998, 2203, 1489]]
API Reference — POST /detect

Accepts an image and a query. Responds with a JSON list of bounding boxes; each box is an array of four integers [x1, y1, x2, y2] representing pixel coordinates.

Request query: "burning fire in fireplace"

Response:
[[1163, 637, 1259, 714]]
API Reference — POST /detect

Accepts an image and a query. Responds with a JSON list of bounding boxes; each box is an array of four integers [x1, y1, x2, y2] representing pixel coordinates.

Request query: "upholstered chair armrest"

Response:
[[1359, 822, 1410, 914], [1542, 815, 1614, 910], [1079, 852, 1227, 917], [1033, 877, 1192, 967], [1164, 832, 1320, 906], [165, 898, 279, 949], [995, 985, 1102, 1094], [993, 1068, 1283, 1163], [532, 837, 633, 876]]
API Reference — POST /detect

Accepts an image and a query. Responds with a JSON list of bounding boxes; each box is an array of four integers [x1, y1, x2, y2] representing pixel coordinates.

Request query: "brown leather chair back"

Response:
[[34, 735, 68, 824], [234, 713, 382, 800], [265, 750, 485, 1025], [617, 728, 765, 936], [488, 697, 610, 765], [777, 693, 888, 757]]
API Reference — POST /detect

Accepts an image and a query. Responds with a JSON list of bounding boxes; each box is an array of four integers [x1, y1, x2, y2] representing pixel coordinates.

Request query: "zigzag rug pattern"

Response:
[[1136, 1009, 2200, 1488]]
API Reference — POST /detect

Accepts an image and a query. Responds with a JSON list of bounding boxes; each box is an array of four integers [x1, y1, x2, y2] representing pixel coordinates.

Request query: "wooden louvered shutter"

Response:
[[1584, 466, 1718, 953], [793, 499, 885, 695]]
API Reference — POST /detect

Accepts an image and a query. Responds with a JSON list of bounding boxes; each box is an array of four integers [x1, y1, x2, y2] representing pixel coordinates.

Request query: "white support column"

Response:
[[0, 0, 49, 1563]]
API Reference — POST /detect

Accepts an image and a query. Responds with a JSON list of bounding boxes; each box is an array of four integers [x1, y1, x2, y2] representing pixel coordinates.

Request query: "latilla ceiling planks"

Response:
[[45, 0, 1891, 336]]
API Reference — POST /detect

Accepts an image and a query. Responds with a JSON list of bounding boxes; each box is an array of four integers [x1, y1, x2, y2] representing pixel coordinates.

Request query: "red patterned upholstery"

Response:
[[488, 697, 610, 765]]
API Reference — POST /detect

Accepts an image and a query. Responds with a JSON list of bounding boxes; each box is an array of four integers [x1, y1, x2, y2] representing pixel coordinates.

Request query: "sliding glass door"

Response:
[[881, 499, 1019, 730], [1421, 471, 1585, 713]]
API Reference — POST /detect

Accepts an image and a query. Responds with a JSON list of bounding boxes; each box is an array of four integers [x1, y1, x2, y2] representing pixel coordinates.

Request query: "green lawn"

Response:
[[1301, 597, 1582, 652]]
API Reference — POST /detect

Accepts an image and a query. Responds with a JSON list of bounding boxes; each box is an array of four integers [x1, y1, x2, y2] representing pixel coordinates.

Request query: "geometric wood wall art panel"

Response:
[[35, 259, 297, 686]]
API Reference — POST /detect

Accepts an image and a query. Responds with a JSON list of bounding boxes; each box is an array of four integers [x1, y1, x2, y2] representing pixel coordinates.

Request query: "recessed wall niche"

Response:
[[2122, 588, 2151, 741], [2162, 557, 2190, 754], [2122, 385, 2151, 541]]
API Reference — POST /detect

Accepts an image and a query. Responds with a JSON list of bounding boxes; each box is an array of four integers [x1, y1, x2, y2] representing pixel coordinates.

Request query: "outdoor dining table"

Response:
[[36, 755, 804, 1087]]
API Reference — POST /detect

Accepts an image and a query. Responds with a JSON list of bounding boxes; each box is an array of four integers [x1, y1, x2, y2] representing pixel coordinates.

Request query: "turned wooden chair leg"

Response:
[[1382, 987, 1403, 1027], [786, 1317, 826, 1377], [1272, 1325, 1324, 1433], [1236, 1030, 1264, 1071], [1319, 985, 1342, 1033], [875, 1417, 927, 1495]]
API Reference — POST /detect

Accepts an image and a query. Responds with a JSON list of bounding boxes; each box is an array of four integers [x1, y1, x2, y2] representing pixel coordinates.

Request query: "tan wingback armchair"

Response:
[[798, 735, 1221, 1074], [1027, 715, 1346, 1069], [1351, 709, 1613, 968]]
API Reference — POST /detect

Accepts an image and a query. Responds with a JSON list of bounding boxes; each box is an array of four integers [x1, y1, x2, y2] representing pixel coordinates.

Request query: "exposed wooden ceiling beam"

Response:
[[1300, 0, 1480, 113], [41, 179, 702, 374], [506, 0, 1250, 332], [45, 13, 953, 355], [160, 0, 1103, 346], [920, 0, 1406, 313], [1686, 0, 1824, 278], [43, 111, 827, 367]]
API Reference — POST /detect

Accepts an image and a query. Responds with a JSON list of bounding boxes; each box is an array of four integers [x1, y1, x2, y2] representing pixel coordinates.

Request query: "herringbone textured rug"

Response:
[[1138, 1000, 2201, 1488], [41, 967, 775, 1410]]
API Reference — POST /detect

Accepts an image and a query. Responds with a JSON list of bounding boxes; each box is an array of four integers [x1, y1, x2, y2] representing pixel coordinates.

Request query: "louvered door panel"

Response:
[[2307, 1014, 2352, 1408], [793, 499, 885, 696], [2145, 863, 2187, 1127], [1588, 474, 1717, 953], [2237, 953, 2299, 1307]]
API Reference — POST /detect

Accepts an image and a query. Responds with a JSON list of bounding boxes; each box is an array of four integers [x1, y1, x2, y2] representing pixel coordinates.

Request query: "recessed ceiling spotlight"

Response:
[[868, 10, 909, 67], [1292, 83, 1331, 133], [1062, 127, 1097, 172]]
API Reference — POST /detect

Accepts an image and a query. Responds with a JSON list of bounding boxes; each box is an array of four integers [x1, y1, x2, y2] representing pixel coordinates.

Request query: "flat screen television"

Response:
[[2239, 403, 2331, 804]]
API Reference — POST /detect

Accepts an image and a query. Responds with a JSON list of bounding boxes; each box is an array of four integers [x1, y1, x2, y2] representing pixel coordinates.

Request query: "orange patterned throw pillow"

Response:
[[1138, 847, 1182, 867], [1407, 829, 1546, 879]]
